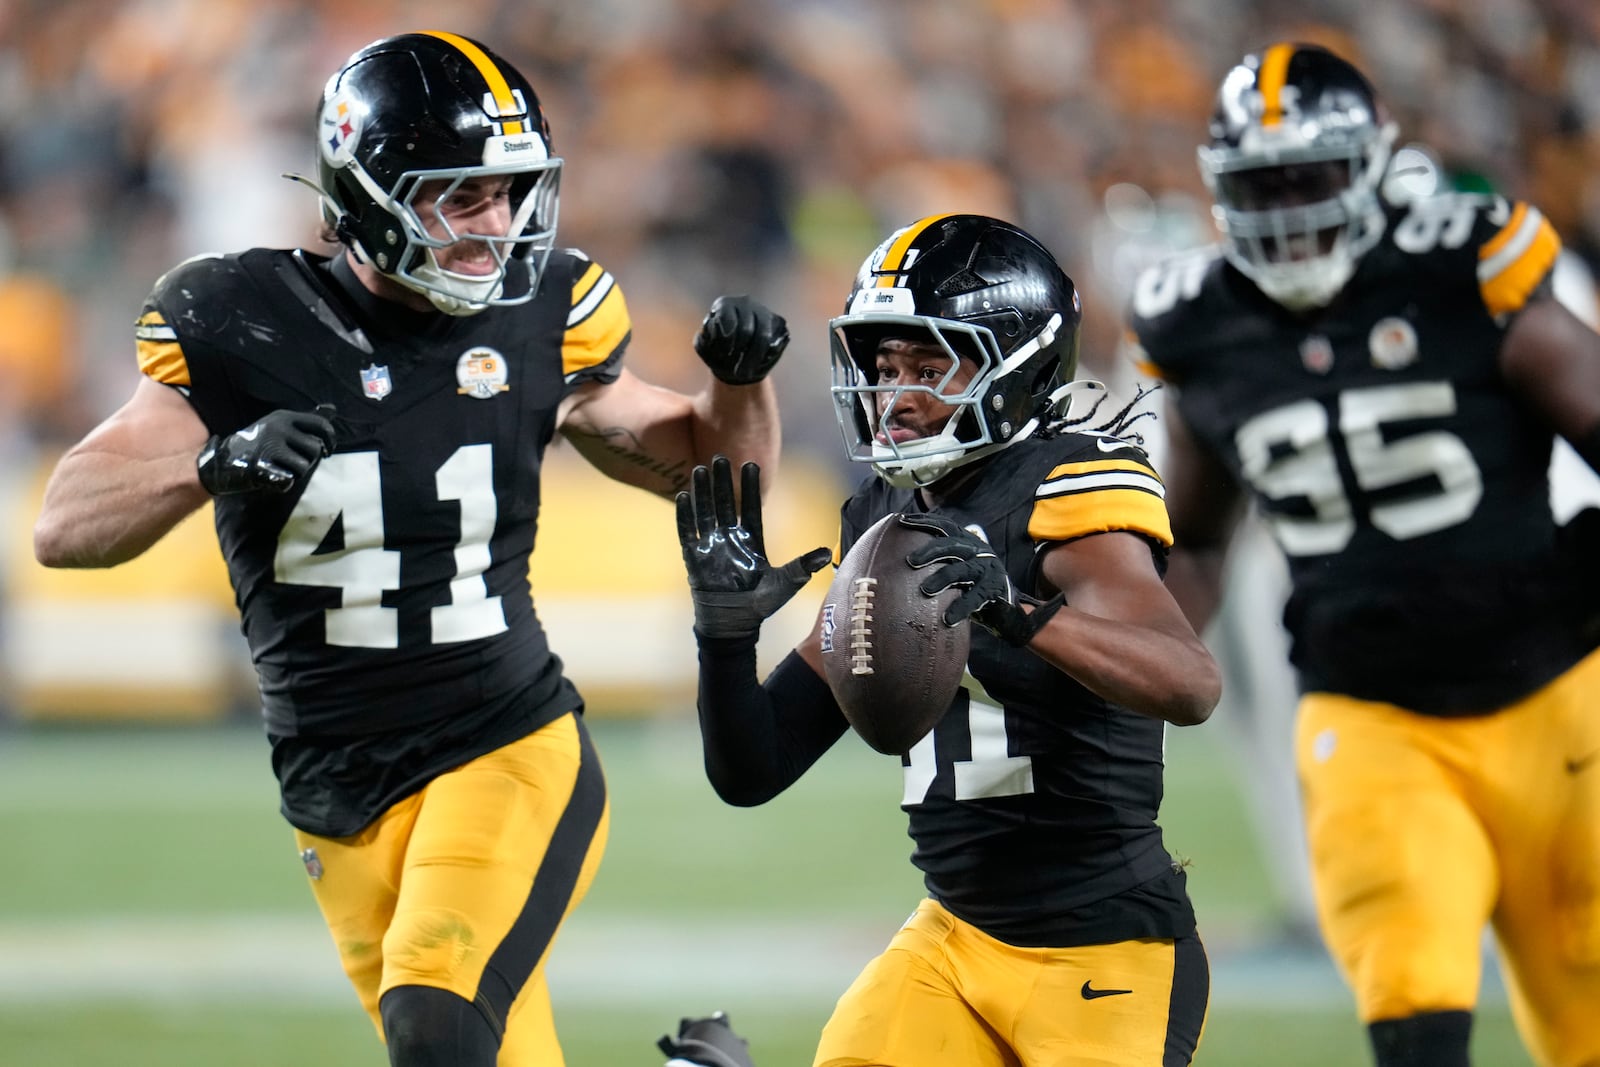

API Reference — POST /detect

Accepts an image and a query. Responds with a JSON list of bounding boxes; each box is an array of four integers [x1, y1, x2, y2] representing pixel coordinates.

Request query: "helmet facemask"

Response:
[[351, 157, 562, 316], [829, 311, 1065, 489], [1198, 45, 1398, 311]]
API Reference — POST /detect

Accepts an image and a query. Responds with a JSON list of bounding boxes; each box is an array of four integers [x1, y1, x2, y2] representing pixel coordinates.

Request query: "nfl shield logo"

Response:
[[1299, 335, 1334, 375], [300, 847, 324, 881], [360, 364, 392, 401]]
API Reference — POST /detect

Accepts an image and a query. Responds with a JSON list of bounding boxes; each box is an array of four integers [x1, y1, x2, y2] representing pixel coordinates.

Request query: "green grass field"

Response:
[[0, 717, 1532, 1066]]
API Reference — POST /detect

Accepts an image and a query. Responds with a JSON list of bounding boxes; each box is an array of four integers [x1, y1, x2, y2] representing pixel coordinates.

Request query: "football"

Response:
[[819, 512, 971, 755]]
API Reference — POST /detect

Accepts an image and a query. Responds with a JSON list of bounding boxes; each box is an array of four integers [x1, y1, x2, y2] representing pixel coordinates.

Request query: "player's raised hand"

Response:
[[197, 405, 337, 495], [693, 295, 790, 385], [675, 455, 830, 640]]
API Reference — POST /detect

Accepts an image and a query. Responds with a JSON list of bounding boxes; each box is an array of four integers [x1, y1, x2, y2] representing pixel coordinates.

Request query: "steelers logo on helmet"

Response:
[[318, 89, 365, 167], [828, 214, 1083, 490]]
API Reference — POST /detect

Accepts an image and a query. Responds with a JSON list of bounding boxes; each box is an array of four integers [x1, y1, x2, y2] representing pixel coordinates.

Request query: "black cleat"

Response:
[[658, 1011, 756, 1067]]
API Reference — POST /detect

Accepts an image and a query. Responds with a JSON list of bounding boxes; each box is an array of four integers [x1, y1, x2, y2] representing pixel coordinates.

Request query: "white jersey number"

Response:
[[1234, 382, 1483, 556], [274, 445, 507, 648], [903, 692, 1035, 806]]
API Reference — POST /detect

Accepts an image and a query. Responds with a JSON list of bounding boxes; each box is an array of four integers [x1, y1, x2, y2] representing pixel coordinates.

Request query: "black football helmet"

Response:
[[829, 214, 1082, 489], [308, 31, 561, 315], [1198, 42, 1396, 309]]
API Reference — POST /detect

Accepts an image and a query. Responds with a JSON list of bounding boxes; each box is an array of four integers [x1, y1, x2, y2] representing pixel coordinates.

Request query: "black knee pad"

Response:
[[1368, 1010, 1472, 1067], [380, 984, 501, 1067]]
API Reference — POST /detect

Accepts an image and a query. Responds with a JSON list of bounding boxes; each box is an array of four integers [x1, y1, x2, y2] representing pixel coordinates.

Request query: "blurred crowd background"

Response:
[[1, 0, 1599, 724]]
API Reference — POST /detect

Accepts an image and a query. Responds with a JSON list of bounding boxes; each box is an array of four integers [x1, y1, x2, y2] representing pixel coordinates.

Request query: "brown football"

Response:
[[819, 513, 971, 755]]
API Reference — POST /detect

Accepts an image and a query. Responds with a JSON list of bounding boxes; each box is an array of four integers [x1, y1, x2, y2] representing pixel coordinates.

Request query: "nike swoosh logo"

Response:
[[1094, 436, 1126, 453], [1566, 751, 1600, 775], [1080, 981, 1133, 1000], [235, 425, 261, 441]]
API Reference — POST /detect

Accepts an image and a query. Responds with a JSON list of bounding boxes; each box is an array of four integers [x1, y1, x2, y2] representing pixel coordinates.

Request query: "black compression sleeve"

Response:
[[696, 636, 850, 807]]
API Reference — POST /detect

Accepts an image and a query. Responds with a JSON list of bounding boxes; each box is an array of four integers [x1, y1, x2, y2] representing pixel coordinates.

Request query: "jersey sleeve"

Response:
[[135, 308, 190, 386], [561, 252, 630, 392], [134, 253, 228, 390], [1122, 247, 1223, 386], [1028, 441, 1173, 548], [1475, 198, 1561, 318]]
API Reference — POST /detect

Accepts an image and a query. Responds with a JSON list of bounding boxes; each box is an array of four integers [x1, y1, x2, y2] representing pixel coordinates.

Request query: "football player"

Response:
[[1126, 42, 1600, 1067], [32, 31, 790, 1067], [674, 214, 1221, 1066]]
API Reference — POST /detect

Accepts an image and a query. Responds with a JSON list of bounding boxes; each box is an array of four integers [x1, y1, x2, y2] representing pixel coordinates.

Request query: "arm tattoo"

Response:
[[571, 426, 693, 491]]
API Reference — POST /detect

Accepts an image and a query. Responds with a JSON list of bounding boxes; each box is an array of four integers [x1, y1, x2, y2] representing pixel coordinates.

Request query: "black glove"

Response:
[[901, 513, 1065, 647], [676, 455, 831, 640], [658, 1011, 756, 1067], [197, 405, 337, 495], [693, 295, 789, 385]]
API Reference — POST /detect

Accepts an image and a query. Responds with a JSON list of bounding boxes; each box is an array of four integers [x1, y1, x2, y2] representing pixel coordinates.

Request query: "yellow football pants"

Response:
[[814, 897, 1209, 1067], [1298, 647, 1600, 1067], [292, 711, 609, 1067]]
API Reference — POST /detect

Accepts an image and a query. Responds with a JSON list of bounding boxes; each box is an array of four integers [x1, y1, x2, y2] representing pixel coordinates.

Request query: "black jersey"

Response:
[[838, 431, 1195, 947], [1129, 193, 1595, 714], [136, 247, 629, 833]]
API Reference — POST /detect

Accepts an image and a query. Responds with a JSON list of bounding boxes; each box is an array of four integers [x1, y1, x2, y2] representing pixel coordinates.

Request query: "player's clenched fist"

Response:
[[693, 295, 790, 385], [197, 406, 337, 495]]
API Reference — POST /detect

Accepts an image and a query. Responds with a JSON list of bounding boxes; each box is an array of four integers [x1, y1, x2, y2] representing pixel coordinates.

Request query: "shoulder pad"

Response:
[[1388, 194, 1561, 317], [145, 251, 256, 336], [1125, 246, 1227, 381], [1128, 246, 1221, 326]]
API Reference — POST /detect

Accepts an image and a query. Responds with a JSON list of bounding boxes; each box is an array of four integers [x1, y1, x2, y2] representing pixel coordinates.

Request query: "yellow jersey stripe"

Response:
[[568, 270, 615, 329], [1133, 357, 1167, 380], [419, 30, 525, 136], [1478, 204, 1560, 318], [563, 280, 630, 379], [876, 214, 957, 287], [1029, 487, 1173, 546], [571, 261, 605, 307], [1123, 330, 1167, 380], [137, 338, 190, 386], [1478, 202, 1529, 263], [1258, 43, 1295, 127], [134, 312, 177, 344], [1037, 458, 1166, 498], [1032, 459, 1170, 544]]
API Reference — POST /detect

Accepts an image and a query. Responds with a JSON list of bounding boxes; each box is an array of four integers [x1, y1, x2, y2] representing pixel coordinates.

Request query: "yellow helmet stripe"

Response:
[[419, 30, 526, 135], [875, 213, 959, 287], [1258, 42, 1296, 127]]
